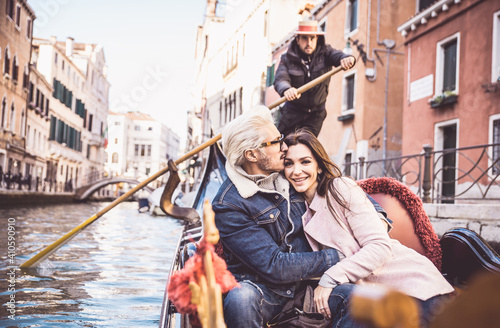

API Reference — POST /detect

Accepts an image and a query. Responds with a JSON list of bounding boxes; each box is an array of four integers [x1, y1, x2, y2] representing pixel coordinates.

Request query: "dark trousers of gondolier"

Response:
[[277, 102, 327, 137]]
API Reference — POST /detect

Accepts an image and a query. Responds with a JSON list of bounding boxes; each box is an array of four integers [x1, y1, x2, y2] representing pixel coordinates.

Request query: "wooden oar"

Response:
[[20, 65, 345, 268]]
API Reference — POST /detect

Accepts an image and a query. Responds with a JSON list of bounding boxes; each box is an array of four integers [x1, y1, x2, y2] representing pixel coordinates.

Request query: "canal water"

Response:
[[0, 201, 184, 327]]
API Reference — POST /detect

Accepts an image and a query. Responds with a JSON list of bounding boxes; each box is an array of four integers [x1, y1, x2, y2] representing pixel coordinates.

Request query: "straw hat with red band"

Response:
[[295, 20, 325, 35]]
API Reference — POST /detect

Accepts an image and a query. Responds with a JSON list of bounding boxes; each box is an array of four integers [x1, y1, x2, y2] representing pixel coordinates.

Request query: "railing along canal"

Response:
[[342, 143, 500, 204]]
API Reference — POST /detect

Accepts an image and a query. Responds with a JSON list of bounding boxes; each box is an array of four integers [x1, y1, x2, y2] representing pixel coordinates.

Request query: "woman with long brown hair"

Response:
[[283, 129, 454, 327]]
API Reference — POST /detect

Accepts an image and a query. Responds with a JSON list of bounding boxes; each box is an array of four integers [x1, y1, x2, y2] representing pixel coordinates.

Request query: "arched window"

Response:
[[10, 102, 15, 132], [4, 47, 10, 75], [1, 97, 6, 128], [112, 152, 119, 163], [12, 55, 18, 82], [20, 108, 25, 136], [22, 64, 28, 89]]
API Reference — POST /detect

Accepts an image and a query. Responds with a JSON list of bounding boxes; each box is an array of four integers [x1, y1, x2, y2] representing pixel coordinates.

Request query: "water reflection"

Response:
[[0, 201, 183, 327]]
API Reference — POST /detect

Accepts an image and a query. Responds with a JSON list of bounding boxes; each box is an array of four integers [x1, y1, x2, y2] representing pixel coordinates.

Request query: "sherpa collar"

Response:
[[225, 162, 290, 199]]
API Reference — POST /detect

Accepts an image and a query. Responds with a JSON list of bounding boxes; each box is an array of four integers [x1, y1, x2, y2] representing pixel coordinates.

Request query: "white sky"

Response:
[[29, 0, 207, 145]]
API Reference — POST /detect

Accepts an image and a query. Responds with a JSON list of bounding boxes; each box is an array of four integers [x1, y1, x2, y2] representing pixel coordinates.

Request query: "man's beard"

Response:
[[257, 151, 283, 173]]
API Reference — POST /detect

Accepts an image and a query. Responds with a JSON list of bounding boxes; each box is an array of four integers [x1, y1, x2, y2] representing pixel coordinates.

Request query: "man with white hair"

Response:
[[212, 106, 387, 327]]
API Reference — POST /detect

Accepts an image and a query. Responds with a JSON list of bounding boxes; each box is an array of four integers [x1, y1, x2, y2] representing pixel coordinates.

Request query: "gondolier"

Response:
[[274, 20, 355, 137]]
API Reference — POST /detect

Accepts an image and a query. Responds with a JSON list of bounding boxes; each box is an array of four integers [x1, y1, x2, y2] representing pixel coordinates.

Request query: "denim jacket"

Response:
[[212, 165, 340, 298]]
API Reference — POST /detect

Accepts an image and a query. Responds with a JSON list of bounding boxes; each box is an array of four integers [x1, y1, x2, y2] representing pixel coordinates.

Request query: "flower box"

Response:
[[430, 94, 457, 108]]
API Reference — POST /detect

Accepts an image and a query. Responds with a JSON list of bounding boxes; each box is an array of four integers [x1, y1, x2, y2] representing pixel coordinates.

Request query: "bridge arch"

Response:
[[75, 178, 154, 201]]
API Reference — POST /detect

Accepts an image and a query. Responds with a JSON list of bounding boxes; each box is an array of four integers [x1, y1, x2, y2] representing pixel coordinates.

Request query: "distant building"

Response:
[[105, 111, 180, 189], [188, 0, 319, 190], [26, 65, 51, 190], [32, 36, 110, 191], [191, 0, 320, 149], [0, 0, 36, 179], [398, 0, 500, 201]]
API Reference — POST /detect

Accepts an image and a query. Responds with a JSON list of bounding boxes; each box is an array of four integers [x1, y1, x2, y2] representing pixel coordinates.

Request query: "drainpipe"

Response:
[[25, 13, 35, 177]]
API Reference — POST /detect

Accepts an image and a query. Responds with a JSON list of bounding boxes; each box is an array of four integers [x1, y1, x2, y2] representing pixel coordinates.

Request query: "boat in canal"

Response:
[[158, 136, 500, 328]]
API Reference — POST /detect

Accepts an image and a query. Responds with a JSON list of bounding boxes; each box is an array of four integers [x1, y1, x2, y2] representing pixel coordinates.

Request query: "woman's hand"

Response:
[[314, 285, 333, 320]]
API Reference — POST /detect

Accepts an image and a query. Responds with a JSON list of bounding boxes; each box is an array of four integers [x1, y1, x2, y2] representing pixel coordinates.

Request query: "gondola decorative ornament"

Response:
[[167, 200, 238, 328]]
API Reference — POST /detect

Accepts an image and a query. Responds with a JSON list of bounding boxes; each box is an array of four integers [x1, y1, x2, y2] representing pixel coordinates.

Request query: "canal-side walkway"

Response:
[[426, 203, 500, 251], [0, 189, 75, 207], [1, 189, 499, 251]]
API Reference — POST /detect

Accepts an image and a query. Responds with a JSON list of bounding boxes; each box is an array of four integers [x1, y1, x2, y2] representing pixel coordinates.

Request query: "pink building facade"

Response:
[[399, 0, 500, 201]]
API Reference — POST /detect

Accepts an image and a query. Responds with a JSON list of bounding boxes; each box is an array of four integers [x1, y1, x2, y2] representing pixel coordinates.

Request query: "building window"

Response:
[[344, 152, 353, 177], [6, 0, 14, 20], [147, 145, 151, 157], [345, 0, 358, 35], [134, 144, 139, 156], [15, 4, 21, 27], [1, 98, 6, 128], [319, 18, 327, 33], [148, 126, 153, 131], [12, 55, 18, 82], [22, 65, 28, 89], [88, 113, 93, 132], [491, 116, 500, 175], [492, 11, 500, 83], [342, 72, 356, 112], [141, 145, 145, 157], [55, 52, 58, 64], [10, 103, 15, 132], [20, 109, 25, 136], [442, 42, 457, 92], [4, 47, 10, 75], [112, 153, 119, 163], [26, 17, 32, 39], [114, 138, 118, 144], [114, 121, 120, 126], [436, 33, 460, 95], [266, 63, 275, 87], [134, 125, 140, 131], [418, 0, 437, 13]]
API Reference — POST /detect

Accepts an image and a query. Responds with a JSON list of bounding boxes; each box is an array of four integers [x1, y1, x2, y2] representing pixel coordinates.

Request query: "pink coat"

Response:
[[302, 177, 454, 300]]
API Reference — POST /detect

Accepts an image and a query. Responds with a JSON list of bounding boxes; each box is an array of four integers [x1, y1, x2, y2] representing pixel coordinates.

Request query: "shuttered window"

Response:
[[443, 40, 457, 92]]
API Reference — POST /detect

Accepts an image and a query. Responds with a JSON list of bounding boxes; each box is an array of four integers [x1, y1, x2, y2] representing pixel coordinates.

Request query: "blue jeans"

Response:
[[223, 280, 290, 328], [223, 281, 362, 328], [328, 284, 364, 328], [417, 292, 456, 328]]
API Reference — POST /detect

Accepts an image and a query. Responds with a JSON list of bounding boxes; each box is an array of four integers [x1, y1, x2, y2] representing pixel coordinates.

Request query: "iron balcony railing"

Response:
[[342, 143, 500, 203]]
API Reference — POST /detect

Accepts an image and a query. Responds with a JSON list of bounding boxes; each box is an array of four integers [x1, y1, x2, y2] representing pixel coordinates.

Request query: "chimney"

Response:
[[206, 0, 216, 17], [66, 37, 74, 57], [50, 36, 57, 44]]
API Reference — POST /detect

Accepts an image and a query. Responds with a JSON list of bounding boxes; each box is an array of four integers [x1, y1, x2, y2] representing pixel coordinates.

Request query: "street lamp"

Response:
[[382, 39, 395, 176]]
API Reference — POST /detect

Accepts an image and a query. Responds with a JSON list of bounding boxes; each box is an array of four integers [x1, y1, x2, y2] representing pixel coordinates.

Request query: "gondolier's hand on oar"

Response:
[[340, 56, 356, 70], [283, 57, 354, 102], [284, 87, 301, 101]]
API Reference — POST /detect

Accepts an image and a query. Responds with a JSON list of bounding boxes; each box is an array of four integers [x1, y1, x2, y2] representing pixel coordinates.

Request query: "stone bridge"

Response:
[[74, 177, 154, 201]]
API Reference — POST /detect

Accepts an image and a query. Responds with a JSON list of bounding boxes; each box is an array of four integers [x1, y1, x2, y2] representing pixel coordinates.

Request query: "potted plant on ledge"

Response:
[[429, 91, 458, 108]]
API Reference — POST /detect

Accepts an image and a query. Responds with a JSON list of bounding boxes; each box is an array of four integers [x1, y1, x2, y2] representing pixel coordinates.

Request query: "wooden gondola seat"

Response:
[[358, 177, 442, 269]]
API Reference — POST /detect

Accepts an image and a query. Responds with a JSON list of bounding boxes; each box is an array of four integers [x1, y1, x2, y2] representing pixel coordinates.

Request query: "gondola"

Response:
[[158, 138, 500, 328], [159, 141, 228, 328]]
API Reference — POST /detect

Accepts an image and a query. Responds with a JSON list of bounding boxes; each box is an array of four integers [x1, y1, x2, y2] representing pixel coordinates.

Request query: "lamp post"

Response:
[[382, 39, 395, 175]]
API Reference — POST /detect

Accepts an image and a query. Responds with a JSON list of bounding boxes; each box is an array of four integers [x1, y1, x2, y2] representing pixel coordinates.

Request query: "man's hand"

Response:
[[284, 87, 301, 101], [340, 56, 355, 70]]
